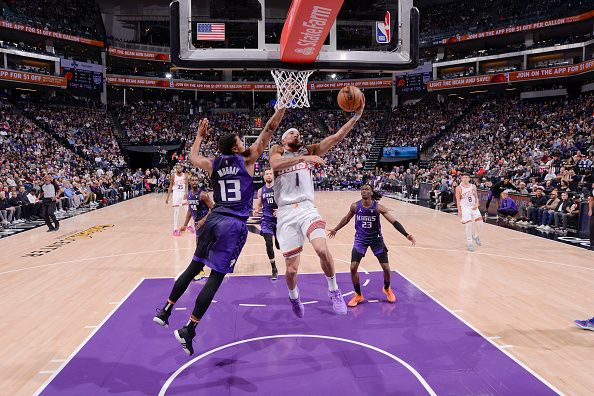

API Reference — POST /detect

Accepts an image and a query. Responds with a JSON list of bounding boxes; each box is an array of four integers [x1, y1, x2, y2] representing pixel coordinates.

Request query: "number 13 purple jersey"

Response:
[[211, 154, 253, 220], [354, 200, 382, 243]]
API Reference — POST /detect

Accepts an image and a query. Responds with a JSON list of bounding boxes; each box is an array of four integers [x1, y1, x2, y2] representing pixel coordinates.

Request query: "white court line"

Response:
[[368, 300, 379, 303], [50, 359, 65, 363], [362, 279, 370, 287], [452, 309, 463, 313], [33, 279, 145, 396], [109, 302, 120, 305], [302, 301, 318, 305], [84, 325, 97, 329], [342, 291, 354, 297], [487, 336, 501, 340], [174, 307, 187, 311], [385, 244, 594, 272], [2, 244, 263, 277], [500, 345, 514, 349], [239, 304, 266, 307], [390, 269, 564, 395], [158, 334, 437, 396], [38, 371, 55, 375]]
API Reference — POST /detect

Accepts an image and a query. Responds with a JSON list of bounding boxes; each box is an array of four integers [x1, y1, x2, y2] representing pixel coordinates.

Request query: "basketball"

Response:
[[337, 85, 363, 112]]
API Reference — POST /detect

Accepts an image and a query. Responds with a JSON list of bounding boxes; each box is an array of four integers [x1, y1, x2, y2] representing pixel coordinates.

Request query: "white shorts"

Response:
[[461, 207, 482, 224], [171, 192, 185, 207], [276, 201, 326, 258]]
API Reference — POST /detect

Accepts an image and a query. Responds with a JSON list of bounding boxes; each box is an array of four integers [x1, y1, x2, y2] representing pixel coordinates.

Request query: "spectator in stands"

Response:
[[553, 192, 579, 231], [497, 190, 518, 219], [526, 187, 548, 225], [0, 191, 15, 226], [538, 190, 560, 230], [7, 189, 24, 223]]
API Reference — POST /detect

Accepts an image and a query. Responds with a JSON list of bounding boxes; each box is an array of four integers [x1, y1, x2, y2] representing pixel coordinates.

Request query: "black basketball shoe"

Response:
[[174, 326, 196, 355], [153, 308, 171, 327]]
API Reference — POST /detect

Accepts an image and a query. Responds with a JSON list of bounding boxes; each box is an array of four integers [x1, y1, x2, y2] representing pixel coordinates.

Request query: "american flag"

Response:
[[197, 23, 225, 41]]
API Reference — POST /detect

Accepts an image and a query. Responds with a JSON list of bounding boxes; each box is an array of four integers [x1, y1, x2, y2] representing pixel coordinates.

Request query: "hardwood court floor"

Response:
[[1, 192, 592, 395]]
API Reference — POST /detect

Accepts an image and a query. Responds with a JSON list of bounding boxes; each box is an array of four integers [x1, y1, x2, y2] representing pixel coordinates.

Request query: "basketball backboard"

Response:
[[170, 0, 419, 72]]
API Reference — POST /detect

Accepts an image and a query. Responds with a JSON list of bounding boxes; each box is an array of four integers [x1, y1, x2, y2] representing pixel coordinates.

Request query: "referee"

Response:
[[40, 174, 61, 232]]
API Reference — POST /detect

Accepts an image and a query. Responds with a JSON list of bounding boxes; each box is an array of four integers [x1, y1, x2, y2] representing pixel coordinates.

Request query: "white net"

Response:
[[271, 69, 314, 109]]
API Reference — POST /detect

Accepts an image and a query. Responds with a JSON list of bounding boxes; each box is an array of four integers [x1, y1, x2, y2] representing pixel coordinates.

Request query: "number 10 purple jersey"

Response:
[[211, 154, 253, 220]]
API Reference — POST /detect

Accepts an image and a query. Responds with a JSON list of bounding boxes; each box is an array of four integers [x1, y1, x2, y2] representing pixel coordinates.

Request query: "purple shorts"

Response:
[[260, 216, 277, 236], [193, 212, 248, 274], [351, 238, 388, 263]]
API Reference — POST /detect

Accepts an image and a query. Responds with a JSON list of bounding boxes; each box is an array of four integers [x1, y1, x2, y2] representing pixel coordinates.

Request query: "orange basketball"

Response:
[[337, 85, 363, 112]]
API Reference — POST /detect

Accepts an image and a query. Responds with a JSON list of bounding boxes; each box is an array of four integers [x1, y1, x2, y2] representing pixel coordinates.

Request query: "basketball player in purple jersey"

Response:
[[179, 175, 214, 280], [153, 108, 286, 355], [251, 169, 280, 279], [270, 96, 365, 318], [328, 185, 416, 307]]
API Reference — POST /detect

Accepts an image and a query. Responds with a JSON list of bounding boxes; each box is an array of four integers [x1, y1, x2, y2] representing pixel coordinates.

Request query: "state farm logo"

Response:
[[296, 6, 333, 52], [295, 47, 315, 55]]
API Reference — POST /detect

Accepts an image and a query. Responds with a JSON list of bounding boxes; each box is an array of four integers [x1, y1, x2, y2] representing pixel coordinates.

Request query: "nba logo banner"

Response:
[[376, 11, 391, 44]]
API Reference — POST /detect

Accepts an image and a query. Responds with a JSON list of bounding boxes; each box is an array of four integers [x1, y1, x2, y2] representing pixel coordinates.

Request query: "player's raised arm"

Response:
[[309, 95, 365, 157], [245, 107, 286, 165], [269, 144, 326, 171], [378, 203, 416, 245], [189, 118, 213, 175], [328, 202, 357, 238]]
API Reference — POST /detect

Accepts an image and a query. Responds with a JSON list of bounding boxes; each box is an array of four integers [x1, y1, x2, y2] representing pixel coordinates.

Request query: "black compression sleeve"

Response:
[[392, 220, 409, 237]]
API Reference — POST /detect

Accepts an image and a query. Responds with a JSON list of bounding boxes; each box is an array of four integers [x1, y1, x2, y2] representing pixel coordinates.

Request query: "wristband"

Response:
[[392, 220, 409, 237], [352, 114, 361, 121]]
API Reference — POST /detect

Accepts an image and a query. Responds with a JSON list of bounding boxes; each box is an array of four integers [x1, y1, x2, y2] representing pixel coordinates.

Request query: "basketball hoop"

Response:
[[271, 70, 314, 109]]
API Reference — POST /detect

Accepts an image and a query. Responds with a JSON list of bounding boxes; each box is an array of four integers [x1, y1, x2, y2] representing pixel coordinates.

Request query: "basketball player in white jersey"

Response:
[[455, 174, 483, 251], [165, 164, 188, 236], [270, 96, 365, 318]]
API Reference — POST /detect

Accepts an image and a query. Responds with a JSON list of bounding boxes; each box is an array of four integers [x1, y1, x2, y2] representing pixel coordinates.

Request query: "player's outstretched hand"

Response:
[[355, 94, 365, 115], [407, 234, 416, 246], [197, 118, 209, 138], [327, 229, 337, 239], [302, 155, 326, 166], [252, 209, 259, 217], [180, 225, 187, 232]]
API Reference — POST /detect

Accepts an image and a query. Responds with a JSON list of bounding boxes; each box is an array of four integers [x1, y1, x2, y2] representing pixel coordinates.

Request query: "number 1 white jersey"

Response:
[[274, 147, 315, 207]]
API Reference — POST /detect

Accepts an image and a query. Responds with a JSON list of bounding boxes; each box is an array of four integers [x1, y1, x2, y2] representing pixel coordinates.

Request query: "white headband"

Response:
[[282, 128, 299, 141]]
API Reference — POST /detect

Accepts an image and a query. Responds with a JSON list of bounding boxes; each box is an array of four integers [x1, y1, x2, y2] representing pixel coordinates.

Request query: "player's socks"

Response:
[[326, 275, 339, 291], [465, 223, 473, 245], [173, 206, 180, 231], [164, 300, 175, 314], [353, 283, 361, 295], [383, 280, 390, 290], [288, 286, 299, 300]]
